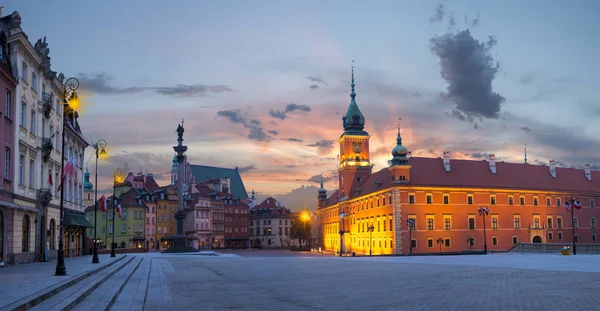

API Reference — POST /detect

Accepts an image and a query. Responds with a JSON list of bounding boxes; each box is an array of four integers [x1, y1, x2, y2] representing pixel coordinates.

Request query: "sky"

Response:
[[4, 0, 600, 209]]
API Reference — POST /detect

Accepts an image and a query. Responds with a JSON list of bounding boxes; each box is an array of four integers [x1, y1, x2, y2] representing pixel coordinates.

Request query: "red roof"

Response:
[[320, 157, 600, 209], [251, 197, 292, 215], [145, 176, 160, 192]]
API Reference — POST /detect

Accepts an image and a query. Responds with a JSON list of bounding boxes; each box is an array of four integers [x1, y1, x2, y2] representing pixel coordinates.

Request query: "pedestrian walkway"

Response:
[[0, 254, 124, 310]]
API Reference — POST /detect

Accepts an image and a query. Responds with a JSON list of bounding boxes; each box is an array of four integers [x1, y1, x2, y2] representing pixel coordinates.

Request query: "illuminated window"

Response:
[[443, 216, 451, 230], [426, 216, 434, 230], [491, 216, 498, 229], [513, 216, 520, 229]]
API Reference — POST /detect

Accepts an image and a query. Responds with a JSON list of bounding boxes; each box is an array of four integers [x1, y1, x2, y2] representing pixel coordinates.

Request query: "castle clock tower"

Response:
[[338, 62, 373, 200]]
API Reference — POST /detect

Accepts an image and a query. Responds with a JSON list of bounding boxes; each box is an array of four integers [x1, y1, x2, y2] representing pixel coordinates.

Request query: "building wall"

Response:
[[211, 201, 224, 248], [145, 201, 156, 249], [156, 194, 176, 249], [224, 203, 249, 247], [249, 216, 293, 248]]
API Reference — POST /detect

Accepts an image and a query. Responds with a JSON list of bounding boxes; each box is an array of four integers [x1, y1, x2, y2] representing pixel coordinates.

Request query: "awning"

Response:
[[0, 200, 39, 213], [64, 211, 94, 228]]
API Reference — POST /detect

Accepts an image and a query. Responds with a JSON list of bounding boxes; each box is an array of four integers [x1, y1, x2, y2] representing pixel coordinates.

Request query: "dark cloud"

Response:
[[306, 174, 333, 184], [268, 130, 279, 135], [282, 138, 303, 143], [306, 76, 326, 84], [216, 109, 273, 142], [237, 164, 257, 173], [412, 92, 422, 98], [307, 140, 335, 148], [269, 103, 312, 120], [429, 3, 445, 24], [77, 72, 232, 97], [430, 29, 505, 121], [519, 126, 531, 133], [309, 84, 320, 90], [463, 11, 481, 28], [519, 74, 535, 85]]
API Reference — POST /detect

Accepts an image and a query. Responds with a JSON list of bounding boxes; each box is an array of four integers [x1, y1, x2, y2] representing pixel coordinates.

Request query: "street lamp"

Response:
[[406, 219, 415, 255], [111, 168, 122, 257], [436, 238, 443, 253], [478, 206, 489, 253], [55, 77, 80, 276], [338, 212, 345, 256], [565, 197, 581, 255], [466, 237, 474, 250], [367, 225, 374, 256], [301, 211, 310, 247], [91, 139, 107, 264]]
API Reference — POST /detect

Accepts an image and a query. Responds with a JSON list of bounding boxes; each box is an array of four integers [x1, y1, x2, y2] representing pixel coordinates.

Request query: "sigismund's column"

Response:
[[173, 120, 188, 249]]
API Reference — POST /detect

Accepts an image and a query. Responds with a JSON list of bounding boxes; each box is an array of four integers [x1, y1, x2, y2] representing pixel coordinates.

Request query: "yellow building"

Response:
[[155, 185, 177, 249]]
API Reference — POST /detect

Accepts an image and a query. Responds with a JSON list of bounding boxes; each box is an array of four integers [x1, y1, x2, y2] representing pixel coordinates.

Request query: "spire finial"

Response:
[[320, 173, 324, 188], [350, 60, 356, 99], [524, 144, 528, 164], [397, 117, 402, 136]]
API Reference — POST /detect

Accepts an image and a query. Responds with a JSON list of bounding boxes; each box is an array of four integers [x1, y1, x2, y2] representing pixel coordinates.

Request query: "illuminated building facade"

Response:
[[315, 65, 600, 255]]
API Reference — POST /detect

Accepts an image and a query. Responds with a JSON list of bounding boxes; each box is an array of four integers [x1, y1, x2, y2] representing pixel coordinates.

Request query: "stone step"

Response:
[[0, 255, 128, 311], [28, 256, 136, 311], [107, 258, 152, 311], [71, 257, 144, 311]]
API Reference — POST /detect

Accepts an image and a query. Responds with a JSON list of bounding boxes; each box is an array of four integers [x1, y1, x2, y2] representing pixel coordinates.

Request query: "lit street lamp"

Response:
[[406, 219, 415, 255], [478, 206, 489, 253], [367, 225, 375, 256], [91, 139, 107, 264], [111, 168, 123, 257], [565, 197, 581, 255], [338, 212, 345, 256]]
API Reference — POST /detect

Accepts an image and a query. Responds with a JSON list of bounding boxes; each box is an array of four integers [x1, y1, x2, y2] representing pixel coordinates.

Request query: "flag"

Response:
[[564, 201, 571, 211], [48, 174, 53, 187], [573, 199, 582, 209], [99, 195, 106, 212], [478, 207, 489, 216], [116, 204, 122, 219]]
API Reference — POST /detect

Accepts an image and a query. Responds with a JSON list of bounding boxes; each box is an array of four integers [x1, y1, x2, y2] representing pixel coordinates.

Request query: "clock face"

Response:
[[352, 142, 362, 153]]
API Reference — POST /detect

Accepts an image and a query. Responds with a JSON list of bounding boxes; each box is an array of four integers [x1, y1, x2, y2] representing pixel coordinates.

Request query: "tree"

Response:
[[290, 218, 311, 247]]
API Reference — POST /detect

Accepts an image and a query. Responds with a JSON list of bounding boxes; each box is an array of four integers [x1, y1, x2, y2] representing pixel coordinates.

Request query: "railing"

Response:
[[39, 188, 53, 206], [42, 92, 53, 118], [41, 137, 53, 162], [510, 242, 600, 254]]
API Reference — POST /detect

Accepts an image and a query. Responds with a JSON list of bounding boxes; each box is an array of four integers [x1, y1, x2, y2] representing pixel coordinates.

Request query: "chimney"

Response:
[[443, 151, 451, 172], [488, 153, 496, 174], [549, 159, 556, 178], [585, 164, 591, 181]]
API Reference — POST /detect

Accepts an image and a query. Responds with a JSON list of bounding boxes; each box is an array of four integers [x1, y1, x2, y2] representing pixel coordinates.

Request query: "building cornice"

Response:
[[8, 33, 41, 65]]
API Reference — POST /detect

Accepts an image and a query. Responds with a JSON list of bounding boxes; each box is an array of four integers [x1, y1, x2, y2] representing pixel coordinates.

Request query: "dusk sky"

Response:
[[5, 0, 599, 207]]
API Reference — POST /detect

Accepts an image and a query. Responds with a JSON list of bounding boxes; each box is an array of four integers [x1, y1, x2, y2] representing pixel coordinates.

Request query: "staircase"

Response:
[[1, 255, 154, 311]]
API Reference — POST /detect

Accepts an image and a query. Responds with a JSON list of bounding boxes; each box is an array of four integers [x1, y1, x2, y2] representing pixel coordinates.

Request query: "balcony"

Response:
[[42, 92, 53, 118], [41, 137, 53, 162], [39, 188, 53, 207]]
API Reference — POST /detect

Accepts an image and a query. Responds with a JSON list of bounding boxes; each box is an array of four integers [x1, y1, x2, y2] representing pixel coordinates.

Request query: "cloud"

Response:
[[519, 126, 531, 133], [77, 72, 233, 97], [519, 74, 535, 85], [268, 130, 279, 135], [282, 138, 303, 143], [307, 140, 335, 155], [216, 109, 274, 142], [306, 174, 333, 184], [237, 164, 257, 173], [269, 103, 312, 120], [429, 3, 445, 24], [306, 76, 326, 84], [309, 84, 319, 90], [430, 29, 505, 121]]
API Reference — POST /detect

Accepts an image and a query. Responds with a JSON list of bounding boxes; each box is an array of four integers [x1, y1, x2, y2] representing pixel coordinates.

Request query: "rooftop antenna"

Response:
[[524, 144, 528, 164]]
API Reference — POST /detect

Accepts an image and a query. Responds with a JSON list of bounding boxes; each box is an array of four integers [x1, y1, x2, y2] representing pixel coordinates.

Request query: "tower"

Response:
[[83, 166, 94, 207], [318, 174, 328, 208], [250, 189, 257, 208], [337, 61, 373, 200], [388, 117, 411, 182]]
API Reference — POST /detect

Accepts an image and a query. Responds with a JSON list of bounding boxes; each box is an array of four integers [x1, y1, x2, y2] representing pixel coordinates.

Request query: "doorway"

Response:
[[532, 236, 542, 243]]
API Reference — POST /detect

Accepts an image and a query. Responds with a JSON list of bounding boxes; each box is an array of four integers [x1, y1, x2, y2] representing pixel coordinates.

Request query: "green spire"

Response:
[[84, 166, 94, 191], [390, 117, 409, 166], [342, 60, 368, 136]]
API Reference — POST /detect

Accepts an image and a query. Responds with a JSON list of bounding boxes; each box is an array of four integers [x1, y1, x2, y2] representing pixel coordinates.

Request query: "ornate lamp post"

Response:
[[338, 212, 345, 256], [367, 225, 374, 256], [478, 206, 489, 253], [565, 197, 581, 255], [111, 168, 122, 257], [91, 139, 107, 264], [406, 218, 415, 255], [55, 77, 79, 276]]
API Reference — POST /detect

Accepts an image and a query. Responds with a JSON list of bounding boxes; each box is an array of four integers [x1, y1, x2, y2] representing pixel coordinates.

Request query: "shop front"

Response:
[[63, 211, 93, 257]]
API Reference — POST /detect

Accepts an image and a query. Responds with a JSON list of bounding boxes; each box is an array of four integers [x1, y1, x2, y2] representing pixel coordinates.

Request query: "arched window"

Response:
[[50, 218, 56, 249], [22, 215, 30, 252]]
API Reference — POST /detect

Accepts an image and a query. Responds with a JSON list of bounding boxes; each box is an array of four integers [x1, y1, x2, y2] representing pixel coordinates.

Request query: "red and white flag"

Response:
[[573, 199, 582, 209], [99, 195, 106, 212], [563, 200, 571, 211], [116, 204, 122, 219], [48, 174, 53, 187]]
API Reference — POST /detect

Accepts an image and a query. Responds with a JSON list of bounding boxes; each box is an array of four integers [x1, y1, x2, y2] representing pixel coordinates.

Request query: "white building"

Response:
[[3, 10, 89, 264], [184, 194, 212, 249], [249, 197, 295, 248]]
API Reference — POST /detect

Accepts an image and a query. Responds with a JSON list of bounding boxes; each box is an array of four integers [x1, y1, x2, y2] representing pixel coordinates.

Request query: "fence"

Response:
[[509, 243, 600, 254]]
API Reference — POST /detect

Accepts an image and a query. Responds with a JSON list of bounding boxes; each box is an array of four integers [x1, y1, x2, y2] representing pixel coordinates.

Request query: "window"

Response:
[[467, 195, 473, 205], [468, 236, 475, 246], [426, 194, 432, 204], [32, 73, 37, 91], [512, 236, 518, 245], [389, 215, 393, 230], [410, 239, 417, 248], [426, 216, 434, 230], [444, 238, 450, 247], [409, 194, 415, 204], [20, 101, 26, 127], [427, 238, 433, 248], [513, 216, 520, 229], [121, 224, 126, 232], [592, 217, 596, 229], [5, 89, 10, 118], [558, 232, 563, 240], [21, 61, 27, 80], [557, 217, 562, 228], [28, 159, 34, 188], [533, 216, 540, 229], [508, 196, 514, 205], [547, 217, 553, 229], [548, 232, 553, 240], [556, 198, 561, 207], [443, 195, 449, 204], [490, 196, 496, 205], [492, 236, 498, 245], [19, 155, 25, 185], [4, 147, 9, 179], [533, 197, 538, 206], [468, 217, 475, 230], [22, 215, 30, 252], [593, 234, 597, 242], [591, 199, 595, 208], [572, 217, 578, 228], [546, 197, 551, 206], [30, 109, 35, 133], [407, 216, 416, 230], [491, 216, 498, 229], [520, 197, 525, 205], [443, 216, 451, 230]]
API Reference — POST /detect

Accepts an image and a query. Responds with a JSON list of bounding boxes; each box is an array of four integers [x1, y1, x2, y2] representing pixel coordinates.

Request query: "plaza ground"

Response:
[[1, 251, 598, 311]]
